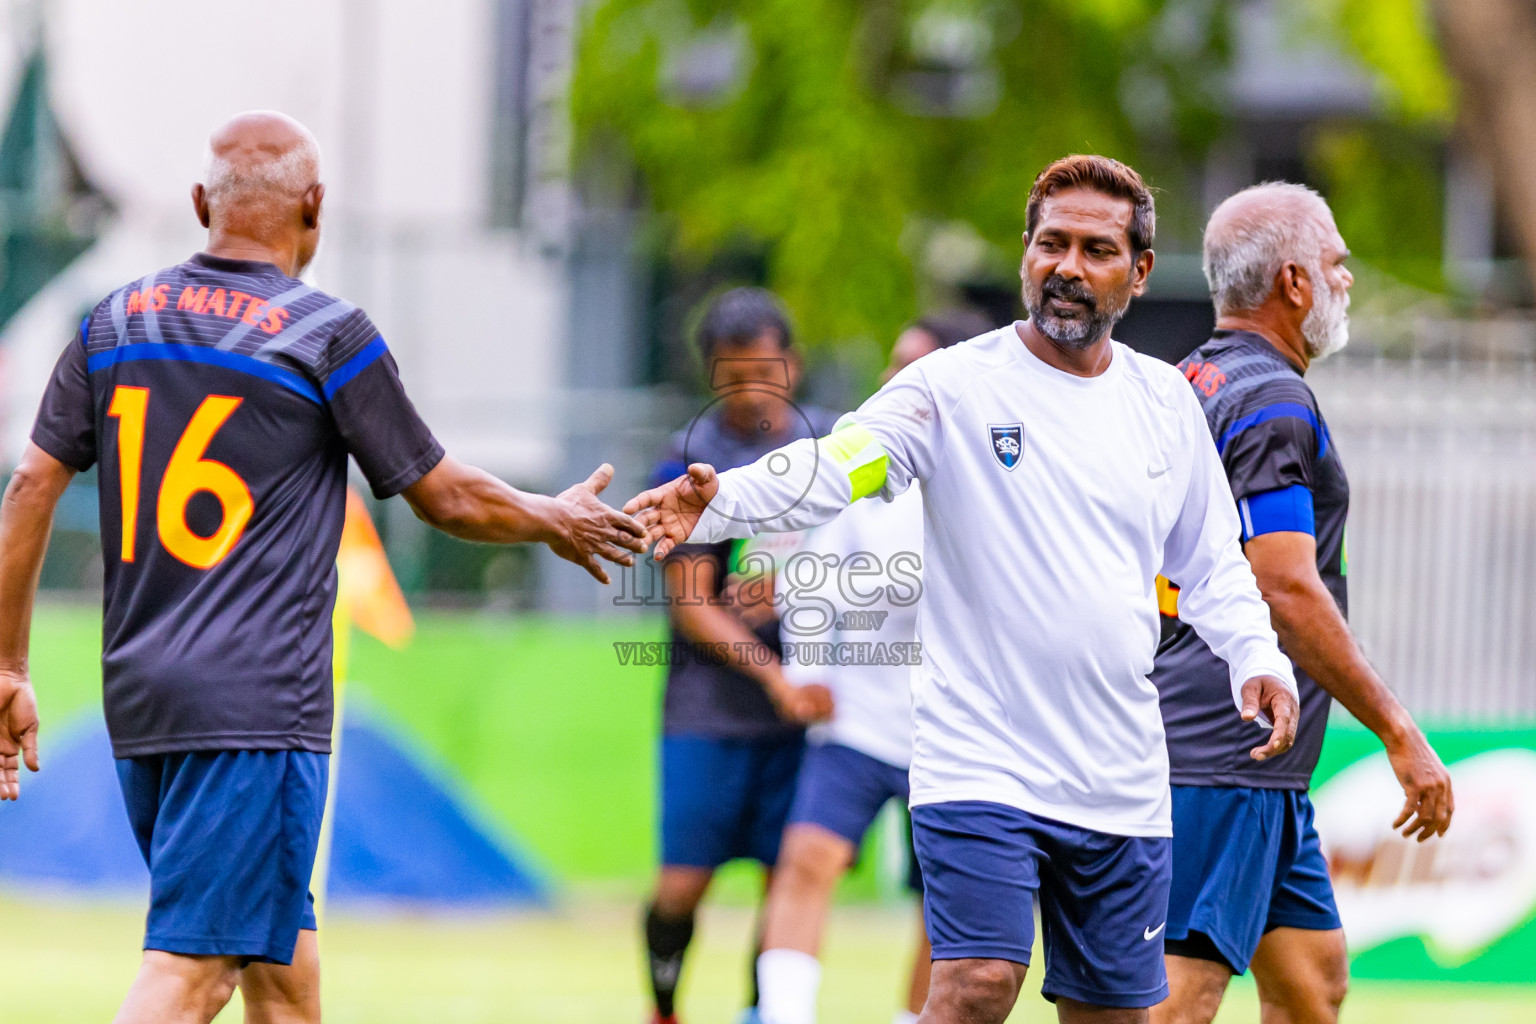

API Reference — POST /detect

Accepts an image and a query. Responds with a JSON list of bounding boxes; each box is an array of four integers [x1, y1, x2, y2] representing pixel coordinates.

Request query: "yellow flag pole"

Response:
[[310, 489, 413, 926], [310, 596, 352, 925]]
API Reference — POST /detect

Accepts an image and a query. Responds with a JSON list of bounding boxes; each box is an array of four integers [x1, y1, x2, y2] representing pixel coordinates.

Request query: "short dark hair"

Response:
[[696, 287, 793, 359], [912, 308, 995, 350], [1025, 154, 1156, 256]]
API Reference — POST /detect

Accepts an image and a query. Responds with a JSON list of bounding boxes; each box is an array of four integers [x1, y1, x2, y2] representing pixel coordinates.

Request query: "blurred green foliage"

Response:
[[573, 0, 1230, 346], [571, 0, 1457, 349]]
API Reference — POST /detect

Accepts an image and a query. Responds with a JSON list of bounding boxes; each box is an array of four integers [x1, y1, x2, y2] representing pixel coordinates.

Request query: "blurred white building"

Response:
[[0, 0, 578, 481]]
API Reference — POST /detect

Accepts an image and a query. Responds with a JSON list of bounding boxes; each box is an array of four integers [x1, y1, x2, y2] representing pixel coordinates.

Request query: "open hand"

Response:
[[1240, 675, 1297, 762], [623, 464, 720, 559], [0, 669, 39, 801], [546, 464, 648, 584], [1386, 733, 1454, 842]]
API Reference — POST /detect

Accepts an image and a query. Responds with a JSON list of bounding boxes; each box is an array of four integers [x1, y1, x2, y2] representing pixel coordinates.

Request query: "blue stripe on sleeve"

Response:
[[86, 343, 322, 403], [1237, 484, 1315, 541], [78, 316, 90, 346], [1217, 402, 1326, 459], [321, 336, 388, 400]]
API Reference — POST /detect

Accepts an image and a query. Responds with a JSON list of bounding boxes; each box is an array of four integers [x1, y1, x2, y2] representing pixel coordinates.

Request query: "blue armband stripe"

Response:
[[1237, 484, 1314, 541]]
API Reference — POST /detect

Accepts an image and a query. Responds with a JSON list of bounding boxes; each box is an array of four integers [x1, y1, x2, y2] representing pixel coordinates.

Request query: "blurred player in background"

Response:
[[754, 309, 993, 1024], [0, 112, 644, 1024], [628, 156, 1301, 1024], [1150, 183, 1453, 1024], [642, 287, 839, 1024]]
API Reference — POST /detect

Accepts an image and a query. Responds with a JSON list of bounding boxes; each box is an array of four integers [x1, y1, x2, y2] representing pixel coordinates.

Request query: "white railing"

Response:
[[1312, 325, 1536, 720]]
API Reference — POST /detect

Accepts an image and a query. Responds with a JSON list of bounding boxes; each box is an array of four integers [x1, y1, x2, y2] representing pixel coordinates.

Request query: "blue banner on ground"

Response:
[[0, 703, 548, 908]]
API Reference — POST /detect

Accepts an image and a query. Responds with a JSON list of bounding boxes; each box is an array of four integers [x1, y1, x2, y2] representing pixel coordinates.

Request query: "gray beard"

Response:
[[1023, 277, 1131, 350], [1302, 277, 1350, 361]]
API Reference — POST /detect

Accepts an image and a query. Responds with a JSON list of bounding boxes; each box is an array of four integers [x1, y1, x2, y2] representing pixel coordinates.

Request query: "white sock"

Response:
[[756, 948, 822, 1024], [893, 1012, 920, 1024]]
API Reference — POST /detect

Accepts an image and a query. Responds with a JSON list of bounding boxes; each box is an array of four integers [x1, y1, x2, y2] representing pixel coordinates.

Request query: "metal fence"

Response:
[[1312, 316, 1536, 720]]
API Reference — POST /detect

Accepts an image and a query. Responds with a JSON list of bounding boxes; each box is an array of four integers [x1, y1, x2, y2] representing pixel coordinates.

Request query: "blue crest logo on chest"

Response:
[[989, 423, 1024, 471]]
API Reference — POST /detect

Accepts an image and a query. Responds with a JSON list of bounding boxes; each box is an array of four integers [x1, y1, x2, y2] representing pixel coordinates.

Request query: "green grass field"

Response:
[[8, 603, 1536, 1020], [2, 894, 1534, 1023]]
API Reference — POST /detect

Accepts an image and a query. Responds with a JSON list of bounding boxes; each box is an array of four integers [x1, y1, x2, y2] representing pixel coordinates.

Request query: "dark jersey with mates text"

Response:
[[1151, 330, 1349, 789], [652, 404, 840, 740], [31, 253, 444, 758]]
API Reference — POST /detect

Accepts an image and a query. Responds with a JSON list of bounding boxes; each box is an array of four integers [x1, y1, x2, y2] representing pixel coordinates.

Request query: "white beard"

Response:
[[1302, 274, 1350, 361]]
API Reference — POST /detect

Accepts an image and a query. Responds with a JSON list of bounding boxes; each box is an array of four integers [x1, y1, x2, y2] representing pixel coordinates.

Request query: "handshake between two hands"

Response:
[[548, 462, 723, 583]]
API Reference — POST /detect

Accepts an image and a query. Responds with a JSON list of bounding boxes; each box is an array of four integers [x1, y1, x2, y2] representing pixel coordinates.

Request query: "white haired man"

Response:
[[1149, 182, 1454, 1024], [0, 111, 643, 1024]]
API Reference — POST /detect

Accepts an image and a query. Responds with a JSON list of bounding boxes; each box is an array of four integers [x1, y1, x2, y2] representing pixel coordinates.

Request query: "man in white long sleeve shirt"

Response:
[[628, 155, 1300, 1024], [754, 310, 995, 1024]]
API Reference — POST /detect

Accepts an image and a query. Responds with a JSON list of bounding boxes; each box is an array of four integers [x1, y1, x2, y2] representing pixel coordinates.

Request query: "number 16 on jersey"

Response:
[[106, 384, 254, 570]]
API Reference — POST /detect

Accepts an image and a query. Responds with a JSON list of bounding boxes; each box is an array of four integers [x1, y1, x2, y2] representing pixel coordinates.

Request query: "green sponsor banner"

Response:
[[1312, 724, 1536, 984]]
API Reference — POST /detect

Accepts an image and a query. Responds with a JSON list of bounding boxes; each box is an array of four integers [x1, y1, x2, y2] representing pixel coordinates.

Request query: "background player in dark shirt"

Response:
[[1149, 184, 1453, 1024], [643, 288, 838, 1024], [0, 112, 644, 1024]]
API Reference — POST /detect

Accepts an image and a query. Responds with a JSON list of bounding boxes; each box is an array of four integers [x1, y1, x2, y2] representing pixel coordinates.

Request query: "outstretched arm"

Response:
[[0, 444, 76, 799], [402, 456, 645, 584], [1247, 532, 1452, 841], [1162, 398, 1300, 761], [628, 367, 944, 555]]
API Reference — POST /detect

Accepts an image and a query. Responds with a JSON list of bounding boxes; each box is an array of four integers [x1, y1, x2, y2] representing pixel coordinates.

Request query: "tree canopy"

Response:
[[571, 0, 1458, 351]]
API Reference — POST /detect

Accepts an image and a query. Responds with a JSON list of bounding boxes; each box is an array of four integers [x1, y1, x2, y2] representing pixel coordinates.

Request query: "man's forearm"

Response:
[[405, 459, 559, 545], [0, 454, 74, 671], [1267, 579, 1414, 748], [670, 602, 787, 693], [689, 430, 877, 545]]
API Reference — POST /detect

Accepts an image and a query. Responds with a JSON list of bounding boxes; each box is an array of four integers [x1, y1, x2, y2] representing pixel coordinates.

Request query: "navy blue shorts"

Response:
[[660, 733, 805, 868], [912, 801, 1172, 1009], [787, 742, 922, 892], [1166, 785, 1341, 974], [117, 749, 329, 965]]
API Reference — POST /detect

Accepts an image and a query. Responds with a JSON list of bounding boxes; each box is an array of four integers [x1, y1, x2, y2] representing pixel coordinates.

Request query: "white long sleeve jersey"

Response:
[[688, 326, 1296, 837]]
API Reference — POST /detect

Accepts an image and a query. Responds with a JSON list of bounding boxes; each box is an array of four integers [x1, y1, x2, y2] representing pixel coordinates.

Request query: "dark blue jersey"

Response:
[[652, 403, 841, 740], [31, 253, 444, 758], [1151, 330, 1349, 789]]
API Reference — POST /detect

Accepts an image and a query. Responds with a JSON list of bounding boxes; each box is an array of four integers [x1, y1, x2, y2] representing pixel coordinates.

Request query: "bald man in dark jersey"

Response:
[[0, 111, 644, 1024]]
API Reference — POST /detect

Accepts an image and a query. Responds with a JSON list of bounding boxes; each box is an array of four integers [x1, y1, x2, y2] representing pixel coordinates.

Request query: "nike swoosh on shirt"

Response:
[[1147, 465, 1170, 479], [1144, 923, 1166, 941]]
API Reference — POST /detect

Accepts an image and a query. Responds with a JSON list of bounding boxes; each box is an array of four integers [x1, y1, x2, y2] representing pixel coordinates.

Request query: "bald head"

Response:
[[1203, 183, 1335, 316], [194, 112, 324, 274]]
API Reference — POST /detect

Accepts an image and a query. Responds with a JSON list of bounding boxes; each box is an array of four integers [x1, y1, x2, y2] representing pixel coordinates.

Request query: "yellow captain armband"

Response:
[[822, 418, 889, 501], [1156, 575, 1180, 619]]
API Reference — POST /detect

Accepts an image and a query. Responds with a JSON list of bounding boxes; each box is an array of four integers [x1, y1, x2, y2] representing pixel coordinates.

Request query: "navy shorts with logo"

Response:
[[117, 749, 329, 966], [787, 741, 922, 892], [661, 733, 805, 868], [1165, 785, 1341, 974], [913, 800, 1172, 1009]]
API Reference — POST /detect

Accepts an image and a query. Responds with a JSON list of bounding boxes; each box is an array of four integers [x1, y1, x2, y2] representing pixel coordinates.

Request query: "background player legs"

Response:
[[902, 907, 932, 1022], [240, 928, 321, 1024], [762, 824, 853, 953], [646, 865, 715, 1020], [112, 950, 243, 1024], [1248, 928, 1348, 1024], [1152, 955, 1231, 1024], [918, 958, 1026, 1024], [757, 824, 854, 1024]]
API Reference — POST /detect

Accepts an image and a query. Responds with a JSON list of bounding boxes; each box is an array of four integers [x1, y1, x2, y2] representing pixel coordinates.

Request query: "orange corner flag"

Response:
[[336, 487, 414, 649]]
